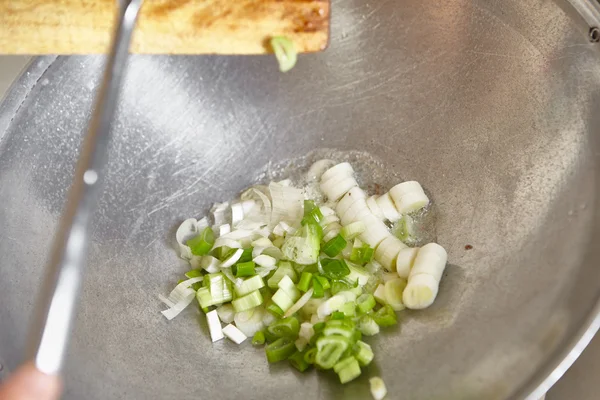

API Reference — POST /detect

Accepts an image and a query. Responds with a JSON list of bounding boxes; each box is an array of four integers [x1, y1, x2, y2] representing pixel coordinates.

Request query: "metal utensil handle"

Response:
[[26, 0, 142, 375]]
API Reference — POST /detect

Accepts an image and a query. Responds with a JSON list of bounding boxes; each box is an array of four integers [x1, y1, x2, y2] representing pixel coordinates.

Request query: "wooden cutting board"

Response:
[[0, 0, 330, 54]]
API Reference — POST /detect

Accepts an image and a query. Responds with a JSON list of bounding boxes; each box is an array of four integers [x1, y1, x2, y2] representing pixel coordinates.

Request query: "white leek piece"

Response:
[[283, 288, 314, 318], [253, 254, 277, 268], [340, 198, 370, 226], [403, 243, 447, 309], [319, 206, 336, 217], [234, 307, 265, 337], [269, 182, 304, 228], [389, 181, 429, 214], [218, 224, 231, 236], [373, 284, 387, 305], [231, 202, 245, 225], [222, 324, 247, 344], [366, 196, 384, 219], [299, 322, 315, 341], [396, 247, 420, 279], [374, 236, 407, 271], [370, 377, 387, 400], [322, 176, 359, 202], [217, 304, 235, 324], [376, 193, 401, 222], [336, 187, 366, 217], [307, 159, 335, 181], [359, 215, 390, 248], [160, 288, 196, 320], [321, 162, 354, 181], [384, 278, 407, 311], [220, 248, 244, 268], [317, 295, 346, 318], [206, 310, 224, 342], [211, 202, 230, 227], [160, 276, 204, 307]]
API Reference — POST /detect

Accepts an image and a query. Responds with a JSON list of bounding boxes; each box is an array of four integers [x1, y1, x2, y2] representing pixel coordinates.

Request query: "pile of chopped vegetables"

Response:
[[160, 161, 447, 400]]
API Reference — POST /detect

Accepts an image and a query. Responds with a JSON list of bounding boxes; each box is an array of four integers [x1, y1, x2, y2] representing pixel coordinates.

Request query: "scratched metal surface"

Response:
[[0, 0, 599, 399]]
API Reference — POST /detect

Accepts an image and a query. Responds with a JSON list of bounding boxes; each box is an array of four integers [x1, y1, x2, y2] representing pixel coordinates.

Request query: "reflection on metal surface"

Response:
[[26, 0, 143, 375], [0, 0, 598, 399]]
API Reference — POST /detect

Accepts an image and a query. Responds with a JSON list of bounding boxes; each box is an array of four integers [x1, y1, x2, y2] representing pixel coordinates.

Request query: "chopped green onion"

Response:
[[270, 36, 298, 73], [232, 290, 264, 312], [289, 351, 311, 372], [331, 311, 345, 320], [333, 356, 357, 374], [266, 337, 297, 363], [235, 275, 265, 297], [303, 200, 324, 225], [313, 321, 326, 334], [184, 269, 202, 279], [341, 302, 356, 317], [233, 261, 256, 277], [212, 246, 229, 261], [322, 234, 347, 257], [320, 258, 350, 280], [315, 275, 330, 290], [185, 269, 204, 290], [331, 281, 351, 295], [304, 347, 318, 364], [315, 336, 350, 369], [238, 247, 254, 263], [372, 305, 398, 327], [272, 288, 295, 312], [252, 331, 266, 346], [281, 222, 322, 265], [202, 273, 233, 306], [358, 315, 380, 336], [264, 329, 279, 343], [356, 293, 376, 314], [311, 277, 324, 298], [297, 271, 313, 292], [341, 221, 366, 240], [353, 340, 374, 366], [323, 319, 355, 338], [196, 287, 213, 309], [394, 215, 415, 242], [344, 261, 372, 287], [336, 357, 361, 384], [268, 316, 300, 338], [186, 227, 215, 256], [278, 275, 301, 301], [304, 200, 318, 216], [267, 262, 297, 289], [350, 244, 374, 264], [266, 301, 285, 317]]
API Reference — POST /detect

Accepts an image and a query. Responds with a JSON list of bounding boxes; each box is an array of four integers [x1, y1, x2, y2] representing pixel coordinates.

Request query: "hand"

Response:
[[0, 363, 61, 400]]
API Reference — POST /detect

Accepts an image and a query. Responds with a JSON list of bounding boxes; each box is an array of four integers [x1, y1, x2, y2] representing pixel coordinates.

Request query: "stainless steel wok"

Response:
[[1, 0, 599, 399]]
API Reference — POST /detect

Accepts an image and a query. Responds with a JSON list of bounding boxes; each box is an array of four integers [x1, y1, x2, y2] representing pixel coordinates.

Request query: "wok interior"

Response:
[[1, 0, 600, 399]]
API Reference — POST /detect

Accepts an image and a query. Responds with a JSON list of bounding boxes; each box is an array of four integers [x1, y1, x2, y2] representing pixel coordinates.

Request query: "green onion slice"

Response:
[[320, 258, 350, 280], [322, 234, 347, 257], [252, 331, 266, 346], [266, 337, 297, 363], [288, 351, 311, 372], [233, 261, 256, 277], [186, 227, 215, 256], [267, 316, 300, 338]]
